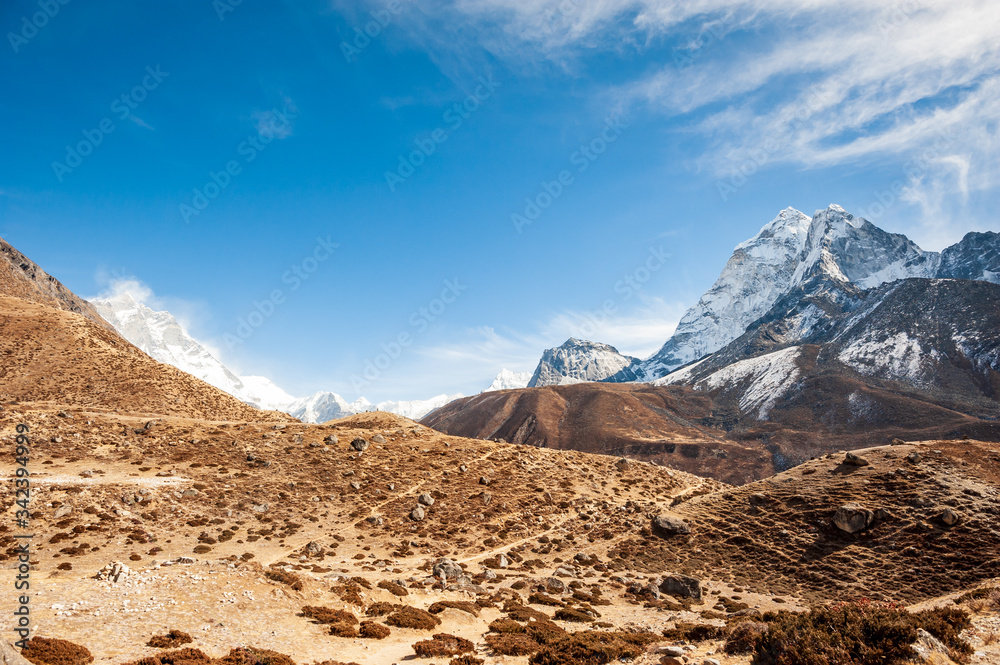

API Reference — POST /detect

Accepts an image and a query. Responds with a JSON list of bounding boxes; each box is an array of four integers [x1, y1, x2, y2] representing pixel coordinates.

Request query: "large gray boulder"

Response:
[[833, 503, 875, 533], [652, 515, 691, 538], [432, 558, 463, 580], [659, 574, 702, 600]]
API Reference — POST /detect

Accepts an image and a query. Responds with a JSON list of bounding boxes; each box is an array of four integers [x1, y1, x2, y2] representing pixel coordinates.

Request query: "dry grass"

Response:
[[412, 634, 475, 657], [20, 637, 94, 665], [147, 631, 194, 649]]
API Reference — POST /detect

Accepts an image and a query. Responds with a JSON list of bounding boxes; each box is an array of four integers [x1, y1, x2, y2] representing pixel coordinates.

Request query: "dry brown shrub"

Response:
[[217, 647, 296, 665], [365, 601, 401, 617], [385, 605, 441, 630], [528, 631, 660, 665], [412, 634, 474, 657], [125, 648, 212, 665], [428, 600, 481, 616], [147, 630, 194, 649], [448, 657, 484, 665], [265, 569, 303, 591], [301, 607, 358, 625], [20, 637, 94, 665], [358, 621, 390, 639], [485, 633, 541, 656], [377, 580, 409, 597]]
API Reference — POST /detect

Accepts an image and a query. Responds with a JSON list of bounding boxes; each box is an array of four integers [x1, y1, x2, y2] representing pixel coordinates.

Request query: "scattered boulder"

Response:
[[350, 482, 361, 491], [628, 582, 660, 600], [252, 504, 269, 513], [433, 558, 463, 580], [479, 476, 491, 486], [615, 457, 629, 472], [481, 492, 493, 506], [544, 577, 567, 594], [351, 438, 370, 452], [324, 434, 338, 444], [574, 553, 593, 564], [54, 504, 73, 518], [843, 452, 869, 467], [907, 452, 921, 463], [833, 503, 875, 533], [941, 507, 960, 526], [652, 514, 691, 538], [418, 493, 435, 507], [410, 506, 425, 522], [910, 628, 952, 662], [96, 562, 130, 584], [372, 434, 386, 444], [57, 410, 72, 419], [659, 574, 702, 600]]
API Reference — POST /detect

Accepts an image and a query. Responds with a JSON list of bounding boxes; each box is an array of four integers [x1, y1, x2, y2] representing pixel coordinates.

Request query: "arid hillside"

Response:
[[0, 296, 285, 422]]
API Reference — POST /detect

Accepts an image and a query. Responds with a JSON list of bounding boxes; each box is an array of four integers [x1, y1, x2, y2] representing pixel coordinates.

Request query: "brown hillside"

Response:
[[424, 378, 1000, 485], [0, 236, 113, 330], [423, 383, 776, 484], [0, 295, 285, 421]]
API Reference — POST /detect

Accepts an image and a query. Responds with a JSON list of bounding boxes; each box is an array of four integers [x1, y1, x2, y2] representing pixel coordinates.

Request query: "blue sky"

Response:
[[1, 0, 997, 402]]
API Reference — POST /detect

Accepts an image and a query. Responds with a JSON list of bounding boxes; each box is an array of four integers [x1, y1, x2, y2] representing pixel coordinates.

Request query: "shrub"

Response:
[[358, 621, 390, 639], [365, 601, 401, 617], [377, 580, 409, 597], [385, 606, 441, 630], [217, 647, 295, 665], [489, 618, 526, 634], [528, 593, 564, 607], [125, 648, 212, 665], [485, 633, 541, 656], [663, 622, 723, 642], [528, 631, 660, 665], [750, 603, 918, 665], [554, 608, 594, 623], [412, 634, 475, 657], [20, 637, 94, 665], [265, 569, 303, 591], [723, 621, 769, 654], [910, 607, 972, 662], [147, 631, 194, 649], [301, 607, 357, 625], [428, 600, 481, 616], [448, 657, 483, 665]]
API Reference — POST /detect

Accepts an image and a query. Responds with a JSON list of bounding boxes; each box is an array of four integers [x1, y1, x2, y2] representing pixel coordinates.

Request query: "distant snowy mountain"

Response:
[[626, 205, 1000, 381], [90, 292, 291, 410], [528, 338, 641, 387], [90, 291, 458, 421], [375, 394, 463, 420], [484, 369, 532, 392], [285, 392, 372, 423], [285, 391, 462, 423]]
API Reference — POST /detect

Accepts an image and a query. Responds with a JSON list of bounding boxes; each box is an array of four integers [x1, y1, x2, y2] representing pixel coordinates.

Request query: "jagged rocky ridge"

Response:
[[528, 338, 642, 387]]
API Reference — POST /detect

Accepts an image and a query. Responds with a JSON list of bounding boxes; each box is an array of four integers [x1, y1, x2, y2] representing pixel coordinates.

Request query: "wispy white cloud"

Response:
[[399, 0, 998, 247]]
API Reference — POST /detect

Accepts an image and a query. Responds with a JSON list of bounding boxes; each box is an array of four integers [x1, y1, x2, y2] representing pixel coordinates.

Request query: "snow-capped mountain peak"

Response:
[[484, 369, 532, 392], [90, 291, 292, 409], [528, 338, 641, 387]]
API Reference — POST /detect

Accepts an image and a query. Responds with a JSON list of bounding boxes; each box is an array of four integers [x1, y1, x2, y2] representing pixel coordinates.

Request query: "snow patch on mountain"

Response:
[[701, 346, 803, 420], [484, 369, 532, 392], [838, 331, 938, 385], [285, 392, 372, 423], [238, 376, 297, 411]]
